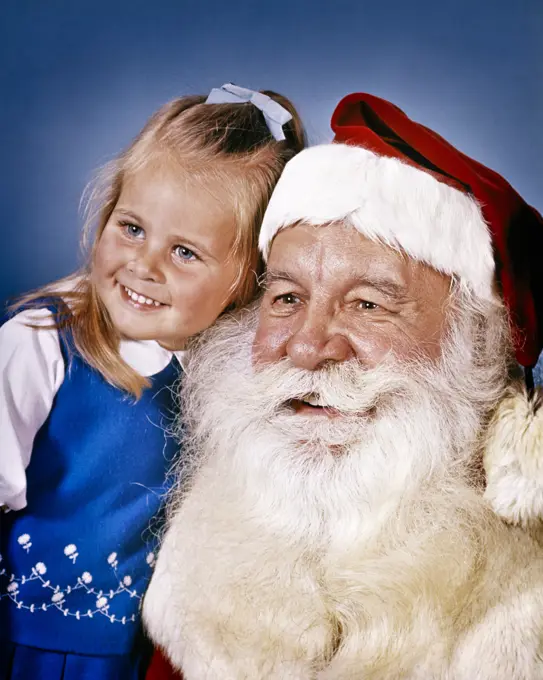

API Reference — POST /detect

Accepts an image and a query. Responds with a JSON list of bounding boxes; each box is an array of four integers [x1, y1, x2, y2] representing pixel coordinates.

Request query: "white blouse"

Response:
[[0, 308, 185, 511]]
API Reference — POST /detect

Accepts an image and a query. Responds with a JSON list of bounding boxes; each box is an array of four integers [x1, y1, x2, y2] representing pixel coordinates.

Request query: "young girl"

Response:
[[0, 83, 305, 679]]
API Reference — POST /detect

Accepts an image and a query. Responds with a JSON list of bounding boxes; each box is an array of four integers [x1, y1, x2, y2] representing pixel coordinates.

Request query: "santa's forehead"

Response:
[[267, 221, 440, 290], [260, 143, 495, 303]]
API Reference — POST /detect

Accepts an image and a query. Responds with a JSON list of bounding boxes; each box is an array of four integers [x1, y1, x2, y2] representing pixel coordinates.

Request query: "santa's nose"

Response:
[[286, 312, 354, 370]]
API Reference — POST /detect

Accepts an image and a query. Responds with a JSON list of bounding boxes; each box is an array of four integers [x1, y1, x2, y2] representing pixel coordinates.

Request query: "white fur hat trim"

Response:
[[259, 144, 496, 300]]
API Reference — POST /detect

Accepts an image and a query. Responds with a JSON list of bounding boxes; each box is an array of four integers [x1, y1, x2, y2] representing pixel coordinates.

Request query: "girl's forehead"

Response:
[[120, 163, 226, 217], [114, 164, 238, 255]]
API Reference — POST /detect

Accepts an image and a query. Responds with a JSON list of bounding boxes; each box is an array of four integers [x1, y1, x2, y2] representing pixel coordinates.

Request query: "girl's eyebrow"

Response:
[[113, 207, 146, 224]]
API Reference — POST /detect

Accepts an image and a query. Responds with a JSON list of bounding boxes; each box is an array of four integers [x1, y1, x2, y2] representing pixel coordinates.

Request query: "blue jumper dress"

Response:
[[0, 307, 182, 679]]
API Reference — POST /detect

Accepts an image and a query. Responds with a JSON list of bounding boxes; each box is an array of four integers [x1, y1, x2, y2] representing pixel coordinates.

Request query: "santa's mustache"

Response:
[[182, 307, 439, 434], [239, 357, 416, 420], [181, 297, 508, 450]]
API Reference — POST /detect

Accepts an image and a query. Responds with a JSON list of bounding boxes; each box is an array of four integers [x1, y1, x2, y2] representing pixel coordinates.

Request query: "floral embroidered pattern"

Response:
[[0, 535, 157, 625]]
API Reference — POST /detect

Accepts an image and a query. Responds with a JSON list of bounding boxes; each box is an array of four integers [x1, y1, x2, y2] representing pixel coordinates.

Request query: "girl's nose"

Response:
[[127, 250, 165, 284]]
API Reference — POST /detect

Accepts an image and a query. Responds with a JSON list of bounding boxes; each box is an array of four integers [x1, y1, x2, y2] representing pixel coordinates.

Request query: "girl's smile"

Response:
[[120, 284, 166, 309]]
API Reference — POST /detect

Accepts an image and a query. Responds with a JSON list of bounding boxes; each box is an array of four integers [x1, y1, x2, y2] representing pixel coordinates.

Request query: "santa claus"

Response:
[[143, 93, 543, 679]]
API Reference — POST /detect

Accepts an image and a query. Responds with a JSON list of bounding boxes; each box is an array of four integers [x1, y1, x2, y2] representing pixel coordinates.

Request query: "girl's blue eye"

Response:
[[121, 222, 145, 239], [174, 245, 197, 262]]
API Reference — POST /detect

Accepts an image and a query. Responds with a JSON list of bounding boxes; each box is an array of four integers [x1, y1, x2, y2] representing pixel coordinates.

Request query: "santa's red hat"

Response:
[[259, 92, 543, 525], [260, 93, 543, 368]]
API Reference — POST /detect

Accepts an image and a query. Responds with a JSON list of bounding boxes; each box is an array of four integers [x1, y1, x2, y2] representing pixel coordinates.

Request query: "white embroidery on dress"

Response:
[[0, 534, 157, 625], [17, 534, 32, 552], [64, 544, 79, 563]]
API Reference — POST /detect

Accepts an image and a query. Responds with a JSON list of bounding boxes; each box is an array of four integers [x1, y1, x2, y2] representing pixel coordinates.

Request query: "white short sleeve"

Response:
[[0, 309, 65, 510]]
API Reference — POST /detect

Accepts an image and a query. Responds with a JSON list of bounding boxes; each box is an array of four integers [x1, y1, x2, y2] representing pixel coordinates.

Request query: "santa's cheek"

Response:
[[390, 322, 443, 361], [349, 326, 403, 364], [355, 315, 437, 363], [355, 341, 390, 365], [253, 322, 292, 363]]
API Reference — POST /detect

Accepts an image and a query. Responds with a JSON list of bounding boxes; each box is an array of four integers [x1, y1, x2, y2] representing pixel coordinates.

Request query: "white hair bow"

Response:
[[205, 83, 293, 141]]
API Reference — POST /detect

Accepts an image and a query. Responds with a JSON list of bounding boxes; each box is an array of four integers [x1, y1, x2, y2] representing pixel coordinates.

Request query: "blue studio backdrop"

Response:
[[1, 0, 541, 372]]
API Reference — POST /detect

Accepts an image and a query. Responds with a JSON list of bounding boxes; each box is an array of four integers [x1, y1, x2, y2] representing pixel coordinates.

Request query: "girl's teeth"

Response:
[[124, 286, 161, 307]]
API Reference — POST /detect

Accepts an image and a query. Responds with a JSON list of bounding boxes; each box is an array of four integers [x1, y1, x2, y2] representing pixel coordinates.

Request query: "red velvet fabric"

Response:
[[331, 93, 543, 368], [145, 649, 182, 680]]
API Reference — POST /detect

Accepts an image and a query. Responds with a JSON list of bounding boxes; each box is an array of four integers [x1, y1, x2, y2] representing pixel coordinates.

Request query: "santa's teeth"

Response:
[[305, 394, 324, 406]]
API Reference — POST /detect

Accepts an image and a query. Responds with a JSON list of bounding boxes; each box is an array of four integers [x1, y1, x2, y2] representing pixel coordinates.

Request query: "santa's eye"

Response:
[[274, 293, 300, 305], [358, 300, 378, 310]]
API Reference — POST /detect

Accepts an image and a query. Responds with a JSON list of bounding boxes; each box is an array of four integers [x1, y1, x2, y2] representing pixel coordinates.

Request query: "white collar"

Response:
[[119, 339, 186, 377], [57, 284, 186, 377]]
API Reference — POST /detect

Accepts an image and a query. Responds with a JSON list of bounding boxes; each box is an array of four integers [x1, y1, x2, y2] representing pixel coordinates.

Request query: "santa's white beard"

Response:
[[172, 295, 510, 549], [144, 297, 543, 679]]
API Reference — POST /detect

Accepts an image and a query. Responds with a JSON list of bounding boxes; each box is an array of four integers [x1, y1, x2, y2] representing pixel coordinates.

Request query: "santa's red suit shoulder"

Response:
[[146, 648, 182, 679]]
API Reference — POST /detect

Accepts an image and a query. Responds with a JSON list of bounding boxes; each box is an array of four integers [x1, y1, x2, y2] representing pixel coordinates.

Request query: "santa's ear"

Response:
[[483, 383, 543, 526]]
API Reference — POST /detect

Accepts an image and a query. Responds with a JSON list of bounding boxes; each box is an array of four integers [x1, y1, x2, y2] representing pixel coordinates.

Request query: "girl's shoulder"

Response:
[[1, 306, 63, 371], [3, 275, 84, 327], [2, 306, 58, 336], [0, 307, 66, 433]]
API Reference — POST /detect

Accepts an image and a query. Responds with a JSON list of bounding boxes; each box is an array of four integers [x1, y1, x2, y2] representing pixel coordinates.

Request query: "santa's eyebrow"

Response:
[[351, 275, 408, 300], [260, 270, 299, 289]]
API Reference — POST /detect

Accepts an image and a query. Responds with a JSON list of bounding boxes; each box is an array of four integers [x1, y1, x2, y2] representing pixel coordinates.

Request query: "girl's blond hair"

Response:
[[14, 91, 306, 397]]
